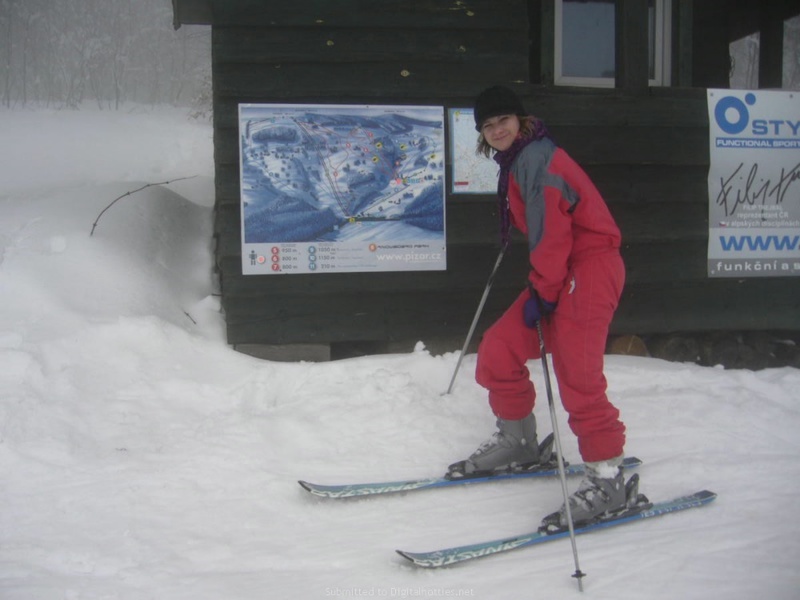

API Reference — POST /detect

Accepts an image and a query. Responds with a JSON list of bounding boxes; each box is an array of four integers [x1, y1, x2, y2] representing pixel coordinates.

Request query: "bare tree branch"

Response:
[[89, 175, 198, 236]]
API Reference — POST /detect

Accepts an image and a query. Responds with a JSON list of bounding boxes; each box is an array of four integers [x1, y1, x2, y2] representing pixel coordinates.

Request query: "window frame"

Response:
[[553, 0, 672, 88]]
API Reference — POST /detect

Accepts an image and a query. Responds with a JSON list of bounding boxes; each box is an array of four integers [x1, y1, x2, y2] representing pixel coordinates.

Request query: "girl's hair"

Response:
[[476, 115, 539, 157]]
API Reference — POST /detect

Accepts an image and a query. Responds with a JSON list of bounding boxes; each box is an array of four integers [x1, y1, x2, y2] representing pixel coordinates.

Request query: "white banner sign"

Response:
[[239, 103, 446, 275], [707, 89, 800, 277]]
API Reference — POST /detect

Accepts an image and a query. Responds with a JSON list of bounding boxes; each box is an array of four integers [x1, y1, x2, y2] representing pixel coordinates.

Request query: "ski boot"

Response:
[[540, 458, 647, 532], [446, 414, 554, 479]]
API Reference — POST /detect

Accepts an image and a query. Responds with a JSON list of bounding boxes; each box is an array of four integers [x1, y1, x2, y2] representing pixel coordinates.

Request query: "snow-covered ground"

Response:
[[1, 107, 798, 600]]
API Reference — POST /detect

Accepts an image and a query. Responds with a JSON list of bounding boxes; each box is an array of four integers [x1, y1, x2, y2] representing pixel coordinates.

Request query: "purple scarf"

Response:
[[492, 119, 551, 247]]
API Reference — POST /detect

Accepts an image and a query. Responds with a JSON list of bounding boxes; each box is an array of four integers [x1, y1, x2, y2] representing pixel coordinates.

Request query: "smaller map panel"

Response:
[[239, 104, 446, 275], [449, 108, 498, 194]]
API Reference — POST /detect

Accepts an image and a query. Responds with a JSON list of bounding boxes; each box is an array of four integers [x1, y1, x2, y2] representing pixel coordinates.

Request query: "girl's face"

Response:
[[480, 114, 521, 152]]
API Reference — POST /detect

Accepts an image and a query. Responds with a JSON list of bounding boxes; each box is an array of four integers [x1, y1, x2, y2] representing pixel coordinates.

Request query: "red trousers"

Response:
[[475, 252, 626, 463]]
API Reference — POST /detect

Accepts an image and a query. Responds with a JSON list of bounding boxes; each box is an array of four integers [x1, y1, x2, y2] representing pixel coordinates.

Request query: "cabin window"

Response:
[[554, 0, 671, 87]]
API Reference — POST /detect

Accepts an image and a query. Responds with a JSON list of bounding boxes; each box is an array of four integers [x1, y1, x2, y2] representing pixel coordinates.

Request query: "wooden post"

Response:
[[674, 0, 694, 87], [615, 0, 650, 94]]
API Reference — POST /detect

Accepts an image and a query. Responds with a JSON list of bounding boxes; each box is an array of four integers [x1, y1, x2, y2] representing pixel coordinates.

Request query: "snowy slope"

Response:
[[0, 107, 798, 600]]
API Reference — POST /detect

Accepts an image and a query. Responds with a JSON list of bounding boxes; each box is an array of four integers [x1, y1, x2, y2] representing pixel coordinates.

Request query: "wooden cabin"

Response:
[[172, 0, 800, 361]]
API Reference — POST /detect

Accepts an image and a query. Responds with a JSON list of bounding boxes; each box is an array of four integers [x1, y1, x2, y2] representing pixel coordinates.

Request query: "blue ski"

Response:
[[298, 456, 642, 499], [396, 489, 717, 568]]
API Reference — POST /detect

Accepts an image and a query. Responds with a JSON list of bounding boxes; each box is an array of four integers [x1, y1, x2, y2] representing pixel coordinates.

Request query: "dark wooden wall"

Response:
[[204, 0, 800, 355]]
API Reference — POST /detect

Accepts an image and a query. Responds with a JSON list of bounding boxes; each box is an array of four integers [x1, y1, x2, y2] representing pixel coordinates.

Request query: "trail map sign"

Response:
[[448, 108, 498, 194], [707, 90, 800, 277], [239, 103, 446, 275]]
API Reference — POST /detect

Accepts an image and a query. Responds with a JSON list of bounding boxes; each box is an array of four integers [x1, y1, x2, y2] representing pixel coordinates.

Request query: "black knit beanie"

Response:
[[473, 86, 526, 131]]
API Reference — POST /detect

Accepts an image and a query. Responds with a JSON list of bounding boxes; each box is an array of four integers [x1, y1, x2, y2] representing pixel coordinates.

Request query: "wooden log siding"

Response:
[[206, 0, 800, 350]]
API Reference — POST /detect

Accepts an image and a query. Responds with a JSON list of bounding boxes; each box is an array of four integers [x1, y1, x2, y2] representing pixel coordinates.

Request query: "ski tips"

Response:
[[298, 479, 339, 497], [396, 549, 436, 568], [297, 480, 317, 494]]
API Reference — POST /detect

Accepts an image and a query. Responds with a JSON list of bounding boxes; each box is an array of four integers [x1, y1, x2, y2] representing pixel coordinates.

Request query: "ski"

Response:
[[298, 456, 642, 499], [396, 489, 717, 568]]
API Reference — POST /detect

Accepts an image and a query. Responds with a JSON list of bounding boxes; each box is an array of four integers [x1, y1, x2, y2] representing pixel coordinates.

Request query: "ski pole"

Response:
[[444, 242, 508, 395], [536, 319, 586, 591]]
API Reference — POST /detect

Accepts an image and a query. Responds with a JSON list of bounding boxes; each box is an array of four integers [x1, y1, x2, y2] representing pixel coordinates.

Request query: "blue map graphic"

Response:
[[239, 104, 445, 244]]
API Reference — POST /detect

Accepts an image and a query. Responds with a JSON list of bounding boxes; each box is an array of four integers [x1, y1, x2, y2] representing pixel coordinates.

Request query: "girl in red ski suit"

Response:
[[474, 91, 627, 465]]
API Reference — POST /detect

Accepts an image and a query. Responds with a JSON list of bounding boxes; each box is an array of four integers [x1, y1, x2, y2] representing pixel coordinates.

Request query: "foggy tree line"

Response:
[[779, 14, 800, 89], [730, 15, 800, 90], [0, 0, 210, 110]]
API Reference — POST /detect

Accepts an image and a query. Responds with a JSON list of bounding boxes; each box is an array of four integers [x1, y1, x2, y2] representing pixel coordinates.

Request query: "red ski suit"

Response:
[[476, 137, 626, 463]]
